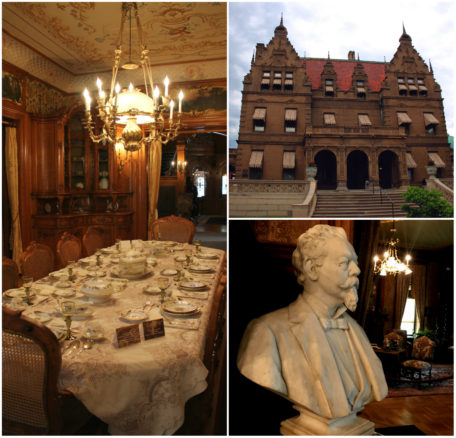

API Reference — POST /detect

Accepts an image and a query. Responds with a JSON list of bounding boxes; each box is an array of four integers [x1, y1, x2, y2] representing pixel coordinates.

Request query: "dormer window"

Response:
[[261, 71, 270, 90], [284, 72, 293, 91], [325, 79, 334, 96], [273, 72, 282, 90], [356, 80, 366, 98]]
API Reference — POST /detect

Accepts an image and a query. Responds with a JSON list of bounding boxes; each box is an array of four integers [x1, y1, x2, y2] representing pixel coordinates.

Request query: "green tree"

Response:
[[401, 186, 453, 217]]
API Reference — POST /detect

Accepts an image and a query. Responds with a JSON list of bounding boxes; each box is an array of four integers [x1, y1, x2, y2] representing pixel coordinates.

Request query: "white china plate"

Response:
[[162, 241, 177, 247], [87, 271, 106, 278], [101, 248, 117, 255], [174, 256, 186, 262], [111, 266, 153, 280], [120, 309, 148, 322], [179, 280, 207, 291], [53, 288, 76, 297], [31, 311, 52, 323], [188, 265, 213, 273], [50, 271, 69, 281], [143, 285, 161, 294], [160, 269, 178, 276], [162, 300, 197, 314], [195, 252, 219, 260], [5, 287, 29, 298], [35, 285, 55, 296], [54, 280, 72, 288], [5, 300, 27, 311]]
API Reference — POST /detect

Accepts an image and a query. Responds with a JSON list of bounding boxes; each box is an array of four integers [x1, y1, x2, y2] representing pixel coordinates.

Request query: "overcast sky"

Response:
[[229, 0, 455, 149]]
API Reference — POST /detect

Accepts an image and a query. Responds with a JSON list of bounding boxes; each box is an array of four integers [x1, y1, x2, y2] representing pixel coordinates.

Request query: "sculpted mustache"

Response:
[[339, 277, 359, 290]]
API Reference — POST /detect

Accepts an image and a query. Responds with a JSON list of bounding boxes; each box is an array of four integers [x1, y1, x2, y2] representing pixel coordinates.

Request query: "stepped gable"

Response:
[[303, 58, 387, 91], [387, 24, 430, 75], [253, 15, 301, 67]]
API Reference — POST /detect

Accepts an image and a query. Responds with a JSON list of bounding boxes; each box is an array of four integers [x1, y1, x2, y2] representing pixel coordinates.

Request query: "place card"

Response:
[[116, 324, 141, 348], [143, 318, 165, 340]]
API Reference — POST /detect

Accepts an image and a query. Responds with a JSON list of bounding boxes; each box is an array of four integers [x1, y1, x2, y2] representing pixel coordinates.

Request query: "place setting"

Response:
[[160, 299, 202, 330]]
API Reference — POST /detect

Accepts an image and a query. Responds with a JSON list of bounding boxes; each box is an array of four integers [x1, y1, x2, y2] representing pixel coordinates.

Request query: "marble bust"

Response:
[[237, 225, 387, 435]]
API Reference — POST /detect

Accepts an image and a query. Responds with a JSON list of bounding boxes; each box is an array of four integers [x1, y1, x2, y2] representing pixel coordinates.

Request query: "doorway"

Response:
[[347, 150, 369, 189], [378, 150, 400, 188], [315, 150, 337, 189]]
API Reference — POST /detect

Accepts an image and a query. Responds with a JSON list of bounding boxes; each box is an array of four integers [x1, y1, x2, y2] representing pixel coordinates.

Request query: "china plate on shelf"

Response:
[[160, 269, 178, 276], [120, 309, 149, 323], [188, 265, 213, 274], [179, 280, 208, 291], [195, 252, 219, 260], [111, 266, 153, 280]]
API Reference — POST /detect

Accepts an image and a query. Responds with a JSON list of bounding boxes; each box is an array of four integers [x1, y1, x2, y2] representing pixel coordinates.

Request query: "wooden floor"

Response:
[[359, 394, 454, 435]]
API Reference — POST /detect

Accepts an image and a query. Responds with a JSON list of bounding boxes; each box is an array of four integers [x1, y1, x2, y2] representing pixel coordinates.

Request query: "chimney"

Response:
[[348, 50, 355, 61]]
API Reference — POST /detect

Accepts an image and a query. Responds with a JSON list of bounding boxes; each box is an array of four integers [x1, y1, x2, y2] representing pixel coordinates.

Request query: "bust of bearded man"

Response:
[[237, 224, 387, 435]]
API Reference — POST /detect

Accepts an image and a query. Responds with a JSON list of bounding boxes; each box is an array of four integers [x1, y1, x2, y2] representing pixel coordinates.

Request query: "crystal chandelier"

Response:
[[373, 225, 412, 276], [82, 2, 183, 153]]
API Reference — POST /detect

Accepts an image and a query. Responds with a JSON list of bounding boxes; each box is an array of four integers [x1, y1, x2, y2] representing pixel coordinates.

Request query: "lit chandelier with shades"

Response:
[[82, 2, 184, 154], [373, 224, 412, 276]]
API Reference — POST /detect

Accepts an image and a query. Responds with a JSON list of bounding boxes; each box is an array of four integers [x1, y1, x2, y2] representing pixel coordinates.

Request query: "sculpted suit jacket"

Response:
[[237, 294, 388, 419]]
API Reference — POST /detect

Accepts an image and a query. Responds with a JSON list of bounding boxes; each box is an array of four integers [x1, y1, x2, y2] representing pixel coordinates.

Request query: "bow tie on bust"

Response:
[[319, 317, 349, 330]]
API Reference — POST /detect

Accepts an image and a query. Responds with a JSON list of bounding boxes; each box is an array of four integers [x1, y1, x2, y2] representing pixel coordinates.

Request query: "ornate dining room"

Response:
[[2, 2, 227, 435]]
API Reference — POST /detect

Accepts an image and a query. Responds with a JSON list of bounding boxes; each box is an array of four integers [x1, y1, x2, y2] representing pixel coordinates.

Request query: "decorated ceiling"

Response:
[[3, 2, 227, 75]]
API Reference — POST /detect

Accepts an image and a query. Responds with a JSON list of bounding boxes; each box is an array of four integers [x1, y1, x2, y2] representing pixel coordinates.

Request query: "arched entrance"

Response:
[[347, 150, 369, 189], [315, 150, 337, 189], [378, 150, 400, 188]]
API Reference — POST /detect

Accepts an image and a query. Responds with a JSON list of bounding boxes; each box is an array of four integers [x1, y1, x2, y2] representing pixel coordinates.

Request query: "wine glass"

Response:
[[157, 277, 170, 304], [174, 259, 184, 281], [184, 250, 193, 269], [115, 238, 121, 252], [60, 300, 76, 341], [194, 239, 201, 253], [95, 250, 102, 267], [22, 276, 33, 305], [67, 260, 75, 282]]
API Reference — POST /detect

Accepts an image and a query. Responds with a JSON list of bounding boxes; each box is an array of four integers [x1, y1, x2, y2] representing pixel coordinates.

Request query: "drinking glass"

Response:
[[157, 277, 170, 303], [185, 250, 193, 268], [95, 250, 102, 267], [67, 260, 75, 282], [194, 239, 201, 253], [22, 276, 33, 305], [61, 300, 76, 340], [174, 259, 184, 281], [115, 239, 121, 252]]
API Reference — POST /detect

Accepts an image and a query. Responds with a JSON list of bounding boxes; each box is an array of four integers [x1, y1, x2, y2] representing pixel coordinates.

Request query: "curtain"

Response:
[[412, 264, 427, 331], [5, 126, 23, 266], [352, 220, 380, 327], [147, 138, 162, 239], [394, 274, 410, 329]]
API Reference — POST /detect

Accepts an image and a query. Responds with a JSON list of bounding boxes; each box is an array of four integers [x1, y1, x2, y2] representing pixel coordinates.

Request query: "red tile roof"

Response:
[[303, 58, 388, 92]]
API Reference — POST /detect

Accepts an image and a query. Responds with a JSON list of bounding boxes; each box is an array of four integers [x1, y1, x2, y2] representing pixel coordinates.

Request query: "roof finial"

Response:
[[402, 21, 406, 35], [280, 12, 283, 27], [429, 59, 433, 73], [251, 50, 255, 65], [328, 51, 330, 60]]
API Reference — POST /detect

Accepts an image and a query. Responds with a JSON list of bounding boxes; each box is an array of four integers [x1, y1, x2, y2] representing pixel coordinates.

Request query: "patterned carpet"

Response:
[[387, 364, 453, 398]]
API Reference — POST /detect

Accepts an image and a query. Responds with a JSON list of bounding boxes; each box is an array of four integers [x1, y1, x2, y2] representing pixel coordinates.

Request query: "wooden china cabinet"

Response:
[[31, 105, 133, 264]]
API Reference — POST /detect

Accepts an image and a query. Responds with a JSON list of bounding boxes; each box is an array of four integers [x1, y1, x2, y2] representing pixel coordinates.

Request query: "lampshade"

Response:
[[116, 88, 155, 124]]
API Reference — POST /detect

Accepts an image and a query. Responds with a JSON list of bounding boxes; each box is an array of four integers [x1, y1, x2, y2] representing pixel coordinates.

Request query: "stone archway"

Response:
[[378, 150, 400, 189], [315, 150, 337, 190], [347, 150, 369, 189]]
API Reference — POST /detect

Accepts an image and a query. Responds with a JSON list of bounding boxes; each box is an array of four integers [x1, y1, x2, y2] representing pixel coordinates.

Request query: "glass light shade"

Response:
[[116, 89, 155, 124]]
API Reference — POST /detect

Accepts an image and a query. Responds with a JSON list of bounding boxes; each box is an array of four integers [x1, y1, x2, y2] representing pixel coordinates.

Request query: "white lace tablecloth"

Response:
[[18, 241, 225, 435]]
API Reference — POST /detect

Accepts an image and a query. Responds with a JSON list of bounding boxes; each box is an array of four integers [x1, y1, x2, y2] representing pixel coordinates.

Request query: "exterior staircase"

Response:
[[312, 189, 414, 218]]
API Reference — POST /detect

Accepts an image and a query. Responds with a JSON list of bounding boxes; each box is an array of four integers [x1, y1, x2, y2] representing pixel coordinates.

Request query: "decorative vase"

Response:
[[306, 166, 317, 180], [99, 177, 109, 189]]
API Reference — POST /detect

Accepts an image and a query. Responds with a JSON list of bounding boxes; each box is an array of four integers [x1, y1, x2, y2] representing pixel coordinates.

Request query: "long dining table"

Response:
[[3, 239, 226, 435]]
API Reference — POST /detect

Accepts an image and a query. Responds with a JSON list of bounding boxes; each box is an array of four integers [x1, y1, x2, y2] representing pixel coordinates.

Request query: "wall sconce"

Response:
[[171, 160, 187, 174], [115, 141, 127, 175]]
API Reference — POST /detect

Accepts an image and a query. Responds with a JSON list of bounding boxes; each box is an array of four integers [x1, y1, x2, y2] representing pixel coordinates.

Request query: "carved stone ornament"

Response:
[[237, 224, 388, 435]]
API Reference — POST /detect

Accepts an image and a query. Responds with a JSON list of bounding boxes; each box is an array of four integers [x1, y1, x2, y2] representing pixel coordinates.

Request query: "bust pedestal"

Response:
[[280, 405, 375, 436]]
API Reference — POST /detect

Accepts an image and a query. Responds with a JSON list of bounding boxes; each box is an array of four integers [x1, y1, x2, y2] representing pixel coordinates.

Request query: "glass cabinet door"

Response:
[[66, 115, 87, 190]]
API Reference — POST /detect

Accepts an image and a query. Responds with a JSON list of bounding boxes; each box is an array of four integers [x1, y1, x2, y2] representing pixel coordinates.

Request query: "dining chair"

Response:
[[2, 306, 93, 434], [57, 232, 82, 267], [82, 226, 104, 257], [401, 335, 435, 384], [19, 242, 55, 281], [150, 215, 195, 243], [2, 256, 20, 292]]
